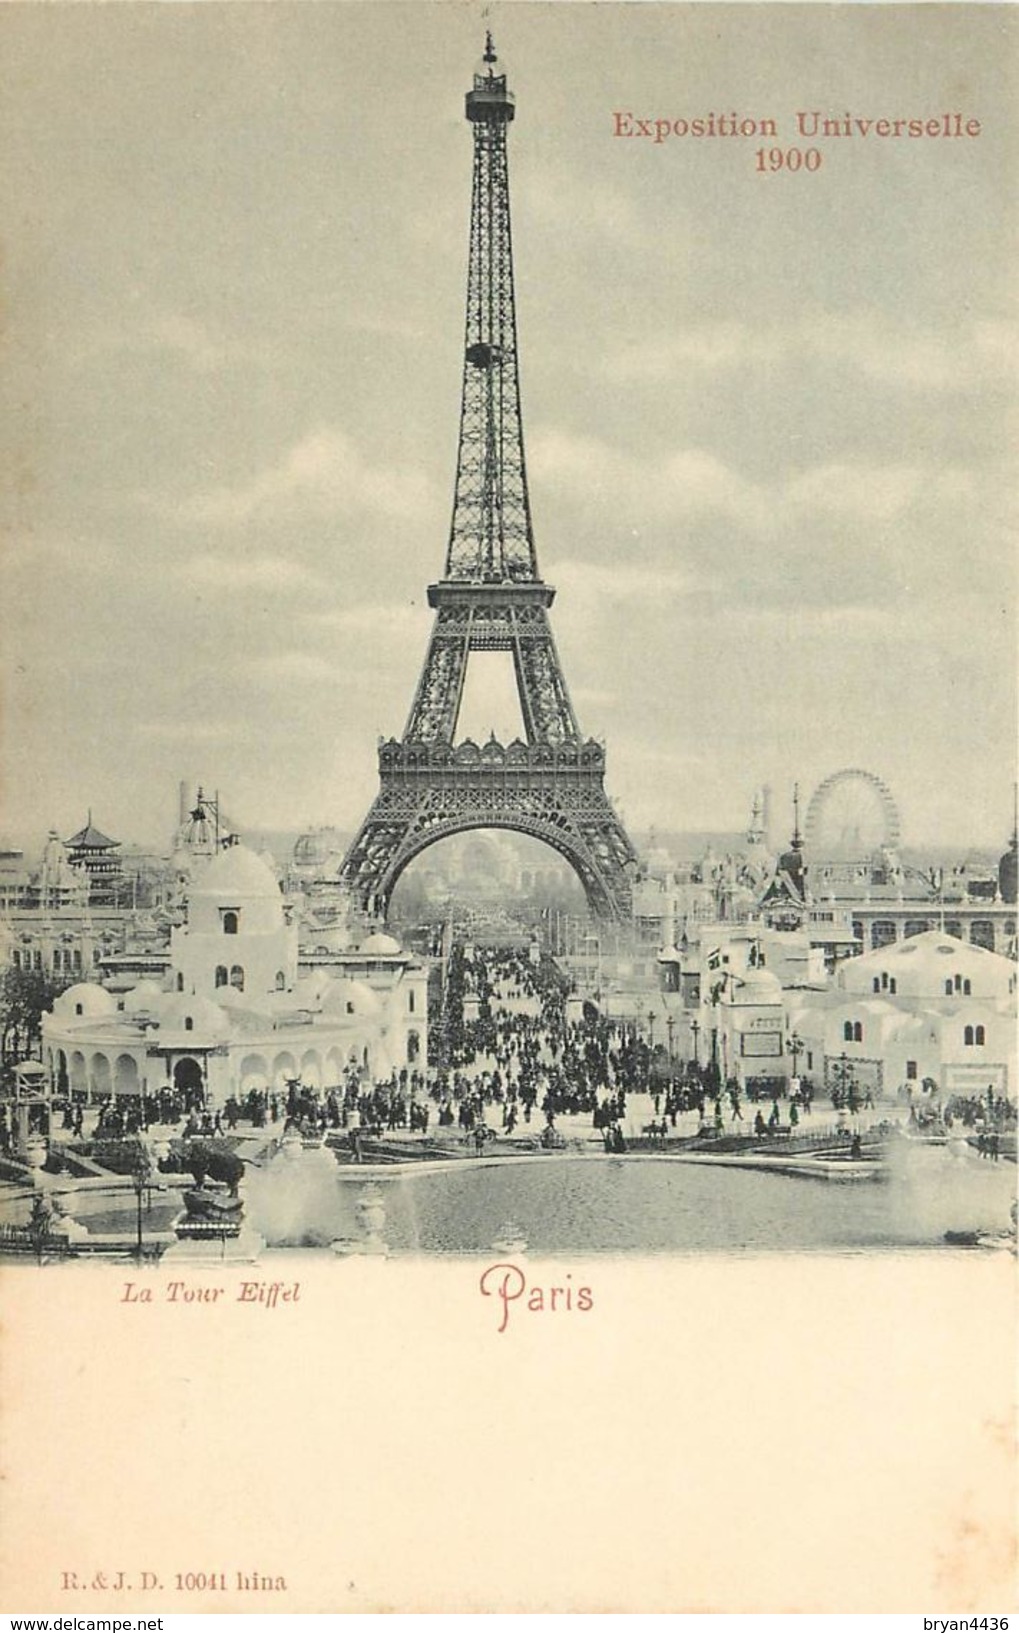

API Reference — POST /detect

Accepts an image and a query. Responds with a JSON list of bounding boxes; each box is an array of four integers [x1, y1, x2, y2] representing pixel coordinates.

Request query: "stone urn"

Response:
[[354, 1183, 387, 1253], [24, 1135, 48, 1173]]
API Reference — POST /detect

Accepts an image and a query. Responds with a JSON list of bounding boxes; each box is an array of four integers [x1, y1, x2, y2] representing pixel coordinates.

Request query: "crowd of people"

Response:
[[8, 940, 1018, 1169]]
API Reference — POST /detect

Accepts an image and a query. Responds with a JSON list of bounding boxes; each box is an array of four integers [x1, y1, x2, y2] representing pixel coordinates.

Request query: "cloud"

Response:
[[137, 719, 240, 745], [180, 427, 436, 528], [599, 313, 1019, 392], [3, 530, 117, 577], [67, 310, 264, 377], [535, 422, 1000, 612], [306, 602, 431, 640], [525, 167, 675, 253], [784, 463, 926, 525], [178, 554, 327, 593], [531, 427, 764, 529], [549, 557, 713, 604], [602, 324, 784, 381], [243, 651, 346, 686]]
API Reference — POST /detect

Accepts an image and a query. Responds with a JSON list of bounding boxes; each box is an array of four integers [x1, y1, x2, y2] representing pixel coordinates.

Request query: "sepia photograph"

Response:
[[1, 0, 1016, 1614]]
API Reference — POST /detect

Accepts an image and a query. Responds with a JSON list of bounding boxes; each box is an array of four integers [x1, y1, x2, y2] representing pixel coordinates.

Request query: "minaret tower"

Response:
[[341, 39, 639, 921]]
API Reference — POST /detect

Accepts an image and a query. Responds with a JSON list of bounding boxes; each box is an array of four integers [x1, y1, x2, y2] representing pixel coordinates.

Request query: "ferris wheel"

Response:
[[804, 768, 901, 859]]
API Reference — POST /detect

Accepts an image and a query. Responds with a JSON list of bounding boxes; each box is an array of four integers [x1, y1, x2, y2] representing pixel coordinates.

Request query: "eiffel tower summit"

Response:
[[341, 36, 639, 922]]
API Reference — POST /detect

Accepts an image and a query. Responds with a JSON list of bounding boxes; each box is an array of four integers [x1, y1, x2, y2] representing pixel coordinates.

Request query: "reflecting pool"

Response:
[[247, 1141, 1016, 1255]]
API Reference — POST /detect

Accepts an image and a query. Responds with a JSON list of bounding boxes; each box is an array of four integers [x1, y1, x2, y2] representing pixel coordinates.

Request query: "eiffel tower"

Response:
[[341, 37, 639, 921]]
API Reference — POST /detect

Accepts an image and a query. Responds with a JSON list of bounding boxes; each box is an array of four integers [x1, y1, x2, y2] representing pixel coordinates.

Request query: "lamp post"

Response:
[[788, 1030, 804, 1095], [666, 1013, 675, 1081], [132, 1136, 154, 1263], [788, 1032, 804, 1075], [831, 1051, 857, 1117], [690, 1017, 700, 1069]]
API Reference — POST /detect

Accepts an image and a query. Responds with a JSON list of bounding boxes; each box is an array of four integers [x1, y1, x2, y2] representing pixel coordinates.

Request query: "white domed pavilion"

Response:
[[41, 843, 428, 1112]]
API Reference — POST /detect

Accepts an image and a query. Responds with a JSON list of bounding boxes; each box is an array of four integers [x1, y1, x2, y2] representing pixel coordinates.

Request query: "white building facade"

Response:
[[41, 845, 428, 1108]]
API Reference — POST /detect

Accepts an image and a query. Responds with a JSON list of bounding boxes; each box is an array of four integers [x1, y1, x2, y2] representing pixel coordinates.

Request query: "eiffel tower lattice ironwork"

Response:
[[341, 37, 639, 921]]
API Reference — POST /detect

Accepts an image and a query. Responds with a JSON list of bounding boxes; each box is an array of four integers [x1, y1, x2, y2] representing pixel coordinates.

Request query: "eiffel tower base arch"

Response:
[[340, 739, 637, 923]]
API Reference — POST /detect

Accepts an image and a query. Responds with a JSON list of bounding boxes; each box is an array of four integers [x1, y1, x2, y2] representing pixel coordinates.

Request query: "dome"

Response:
[[294, 969, 332, 1003], [123, 979, 167, 1015], [359, 931, 402, 956], [214, 985, 266, 1013], [53, 983, 117, 1020], [294, 831, 329, 867], [191, 844, 281, 901], [321, 978, 382, 1018], [734, 969, 783, 1003], [151, 993, 229, 1039]]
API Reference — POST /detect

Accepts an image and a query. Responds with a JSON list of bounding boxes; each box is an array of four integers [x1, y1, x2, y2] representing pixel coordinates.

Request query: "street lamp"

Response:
[[788, 1031, 804, 1079], [831, 1051, 857, 1115], [690, 1017, 700, 1068], [131, 1136, 155, 1263]]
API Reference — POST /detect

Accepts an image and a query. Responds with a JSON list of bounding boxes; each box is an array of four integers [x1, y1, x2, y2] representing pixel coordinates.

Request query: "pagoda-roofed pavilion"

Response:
[[65, 812, 122, 903]]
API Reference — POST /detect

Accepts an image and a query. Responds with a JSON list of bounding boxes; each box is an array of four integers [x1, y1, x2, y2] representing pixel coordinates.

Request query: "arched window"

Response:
[[963, 979, 971, 996], [223, 911, 239, 935], [184, 1016, 194, 1032], [176, 972, 184, 992], [407, 1030, 420, 1063], [275, 971, 286, 991], [945, 980, 953, 996], [73, 949, 82, 970], [853, 1022, 863, 1043], [964, 1025, 974, 1046], [215, 966, 228, 988], [230, 965, 245, 991], [954, 974, 962, 993], [889, 978, 897, 995], [75, 1003, 83, 1017], [881, 972, 888, 990], [12, 949, 20, 969], [408, 988, 416, 1013], [873, 978, 880, 994], [975, 1025, 985, 1046], [843, 1021, 853, 1042]]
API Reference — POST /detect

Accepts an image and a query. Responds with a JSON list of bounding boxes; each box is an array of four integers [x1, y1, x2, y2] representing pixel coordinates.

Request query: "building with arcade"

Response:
[[40, 843, 427, 1111]]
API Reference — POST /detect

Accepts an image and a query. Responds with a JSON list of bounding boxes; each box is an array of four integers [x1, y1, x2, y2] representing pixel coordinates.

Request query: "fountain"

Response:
[[245, 1138, 349, 1249]]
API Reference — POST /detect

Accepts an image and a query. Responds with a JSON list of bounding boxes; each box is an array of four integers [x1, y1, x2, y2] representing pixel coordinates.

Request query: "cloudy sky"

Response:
[[1, 2, 1015, 855]]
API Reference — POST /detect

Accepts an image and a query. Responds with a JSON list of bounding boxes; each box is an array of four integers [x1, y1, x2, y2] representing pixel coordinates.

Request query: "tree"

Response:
[[1, 967, 69, 1074]]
